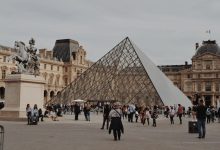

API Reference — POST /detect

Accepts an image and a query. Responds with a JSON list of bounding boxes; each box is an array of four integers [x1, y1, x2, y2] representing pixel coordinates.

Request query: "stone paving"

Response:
[[0, 113, 219, 150]]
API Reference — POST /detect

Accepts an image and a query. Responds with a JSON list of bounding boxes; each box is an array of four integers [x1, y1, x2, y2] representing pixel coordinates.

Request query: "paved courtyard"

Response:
[[0, 113, 219, 150]]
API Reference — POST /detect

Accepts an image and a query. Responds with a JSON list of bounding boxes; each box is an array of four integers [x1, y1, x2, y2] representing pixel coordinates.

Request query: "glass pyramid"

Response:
[[49, 37, 192, 107]]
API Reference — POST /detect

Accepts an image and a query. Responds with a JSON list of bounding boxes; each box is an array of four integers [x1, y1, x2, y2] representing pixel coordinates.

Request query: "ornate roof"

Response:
[[195, 40, 220, 57], [53, 39, 80, 62]]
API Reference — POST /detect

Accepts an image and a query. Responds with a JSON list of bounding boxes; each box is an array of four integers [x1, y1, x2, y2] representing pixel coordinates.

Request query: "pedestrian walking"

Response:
[[145, 107, 150, 126], [38, 108, 44, 121], [169, 106, 175, 124], [196, 100, 207, 139], [74, 102, 80, 120], [206, 107, 211, 124], [218, 107, 220, 123], [83, 103, 91, 121], [101, 103, 111, 129], [109, 102, 124, 141], [26, 104, 32, 125], [127, 104, 135, 122], [135, 110, 139, 123], [177, 104, 183, 124], [122, 105, 128, 119], [140, 107, 146, 125], [151, 106, 158, 127]]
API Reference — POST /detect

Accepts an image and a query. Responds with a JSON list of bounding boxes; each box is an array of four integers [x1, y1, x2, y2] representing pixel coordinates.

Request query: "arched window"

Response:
[[44, 90, 48, 97], [0, 87, 5, 99], [50, 91, 55, 98], [57, 91, 61, 98]]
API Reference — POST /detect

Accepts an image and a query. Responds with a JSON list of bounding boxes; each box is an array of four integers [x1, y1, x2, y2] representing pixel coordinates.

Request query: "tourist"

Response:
[[206, 107, 211, 124], [169, 106, 175, 124], [135, 110, 139, 123], [122, 105, 128, 119], [218, 107, 220, 123], [145, 107, 150, 126], [50, 109, 58, 121], [211, 107, 216, 123], [44, 109, 50, 118], [74, 102, 80, 120], [151, 105, 158, 127], [38, 108, 44, 122], [187, 107, 192, 118], [177, 104, 183, 124], [192, 105, 197, 121], [83, 102, 91, 121], [140, 107, 146, 125], [31, 104, 39, 124], [109, 102, 124, 141], [26, 104, 32, 125], [128, 104, 135, 122], [101, 103, 111, 130], [165, 106, 170, 118], [70, 104, 74, 115], [196, 100, 207, 139]]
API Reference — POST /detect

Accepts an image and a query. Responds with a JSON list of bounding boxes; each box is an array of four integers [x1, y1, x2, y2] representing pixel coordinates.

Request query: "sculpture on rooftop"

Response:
[[8, 38, 40, 76]]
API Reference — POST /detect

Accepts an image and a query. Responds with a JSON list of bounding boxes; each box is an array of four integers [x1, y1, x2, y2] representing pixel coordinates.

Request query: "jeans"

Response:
[[153, 119, 156, 127], [128, 112, 134, 122], [101, 117, 109, 129], [197, 119, 206, 138], [178, 114, 182, 124], [170, 116, 174, 124]]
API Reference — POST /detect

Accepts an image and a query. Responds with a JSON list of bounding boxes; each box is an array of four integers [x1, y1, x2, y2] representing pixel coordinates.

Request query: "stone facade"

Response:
[[0, 39, 93, 103], [2, 38, 220, 107], [160, 40, 220, 107]]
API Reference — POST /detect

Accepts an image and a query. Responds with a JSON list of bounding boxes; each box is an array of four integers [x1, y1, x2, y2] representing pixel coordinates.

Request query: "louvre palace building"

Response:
[[159, 40, 220, 107], [0, 38, 220, 107], [0, 39, 93, 103]]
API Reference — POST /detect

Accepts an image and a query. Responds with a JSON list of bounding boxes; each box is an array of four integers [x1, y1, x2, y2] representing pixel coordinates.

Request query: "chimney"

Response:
[[195, 43, 199, 50]]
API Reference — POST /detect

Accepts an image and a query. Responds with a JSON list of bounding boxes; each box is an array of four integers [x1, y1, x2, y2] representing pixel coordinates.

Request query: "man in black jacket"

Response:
[[196, 100, 207, 139], [101, 103, 111, 130], [74, 102, 81, 120]]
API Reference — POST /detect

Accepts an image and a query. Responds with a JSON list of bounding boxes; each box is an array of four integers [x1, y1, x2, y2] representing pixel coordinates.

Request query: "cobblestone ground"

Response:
[[0, 113, 219, 150]]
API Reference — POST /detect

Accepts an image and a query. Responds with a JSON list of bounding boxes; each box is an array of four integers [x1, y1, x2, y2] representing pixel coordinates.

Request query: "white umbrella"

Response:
[[72, 99, 86, 103]]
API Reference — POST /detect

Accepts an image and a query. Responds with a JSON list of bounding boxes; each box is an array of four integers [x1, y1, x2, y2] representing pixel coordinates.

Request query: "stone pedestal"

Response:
[[0, 74, 45, 119]]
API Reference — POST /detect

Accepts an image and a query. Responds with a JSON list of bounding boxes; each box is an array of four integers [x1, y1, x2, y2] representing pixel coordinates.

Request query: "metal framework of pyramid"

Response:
[[49, 37, 192, 107]]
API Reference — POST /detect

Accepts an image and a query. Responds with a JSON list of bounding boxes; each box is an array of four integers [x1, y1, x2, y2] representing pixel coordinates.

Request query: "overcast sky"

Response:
[[1, 0, 220, 65]]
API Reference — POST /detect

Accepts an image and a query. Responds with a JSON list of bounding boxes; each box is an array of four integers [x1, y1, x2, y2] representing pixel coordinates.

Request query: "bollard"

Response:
[[0, 125, 4, 150]]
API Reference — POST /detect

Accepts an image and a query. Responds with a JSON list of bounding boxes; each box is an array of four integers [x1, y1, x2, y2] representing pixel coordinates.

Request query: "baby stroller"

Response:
[[30, 109, 39, 125]]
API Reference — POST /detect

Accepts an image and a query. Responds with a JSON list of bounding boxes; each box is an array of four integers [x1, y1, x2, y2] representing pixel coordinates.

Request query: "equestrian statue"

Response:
[[8, 38, 40, 76]]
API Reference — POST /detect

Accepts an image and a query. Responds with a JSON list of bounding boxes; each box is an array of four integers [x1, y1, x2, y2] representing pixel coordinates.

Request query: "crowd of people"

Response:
[[100, 101, 220, 140], [26, 100, 220, 141], [26, 104, 43, 125]]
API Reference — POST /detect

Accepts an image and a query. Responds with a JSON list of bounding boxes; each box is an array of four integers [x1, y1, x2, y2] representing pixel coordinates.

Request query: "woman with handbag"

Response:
[[109, 102, 124, 141]]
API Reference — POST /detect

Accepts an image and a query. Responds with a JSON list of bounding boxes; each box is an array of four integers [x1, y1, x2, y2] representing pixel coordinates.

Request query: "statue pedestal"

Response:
[[0, 74, 45, 120]]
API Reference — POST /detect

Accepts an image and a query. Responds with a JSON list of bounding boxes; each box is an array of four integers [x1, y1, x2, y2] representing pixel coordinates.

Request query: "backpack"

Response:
[[206, 108, 211, 116], [151, 111, 158, 119]]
